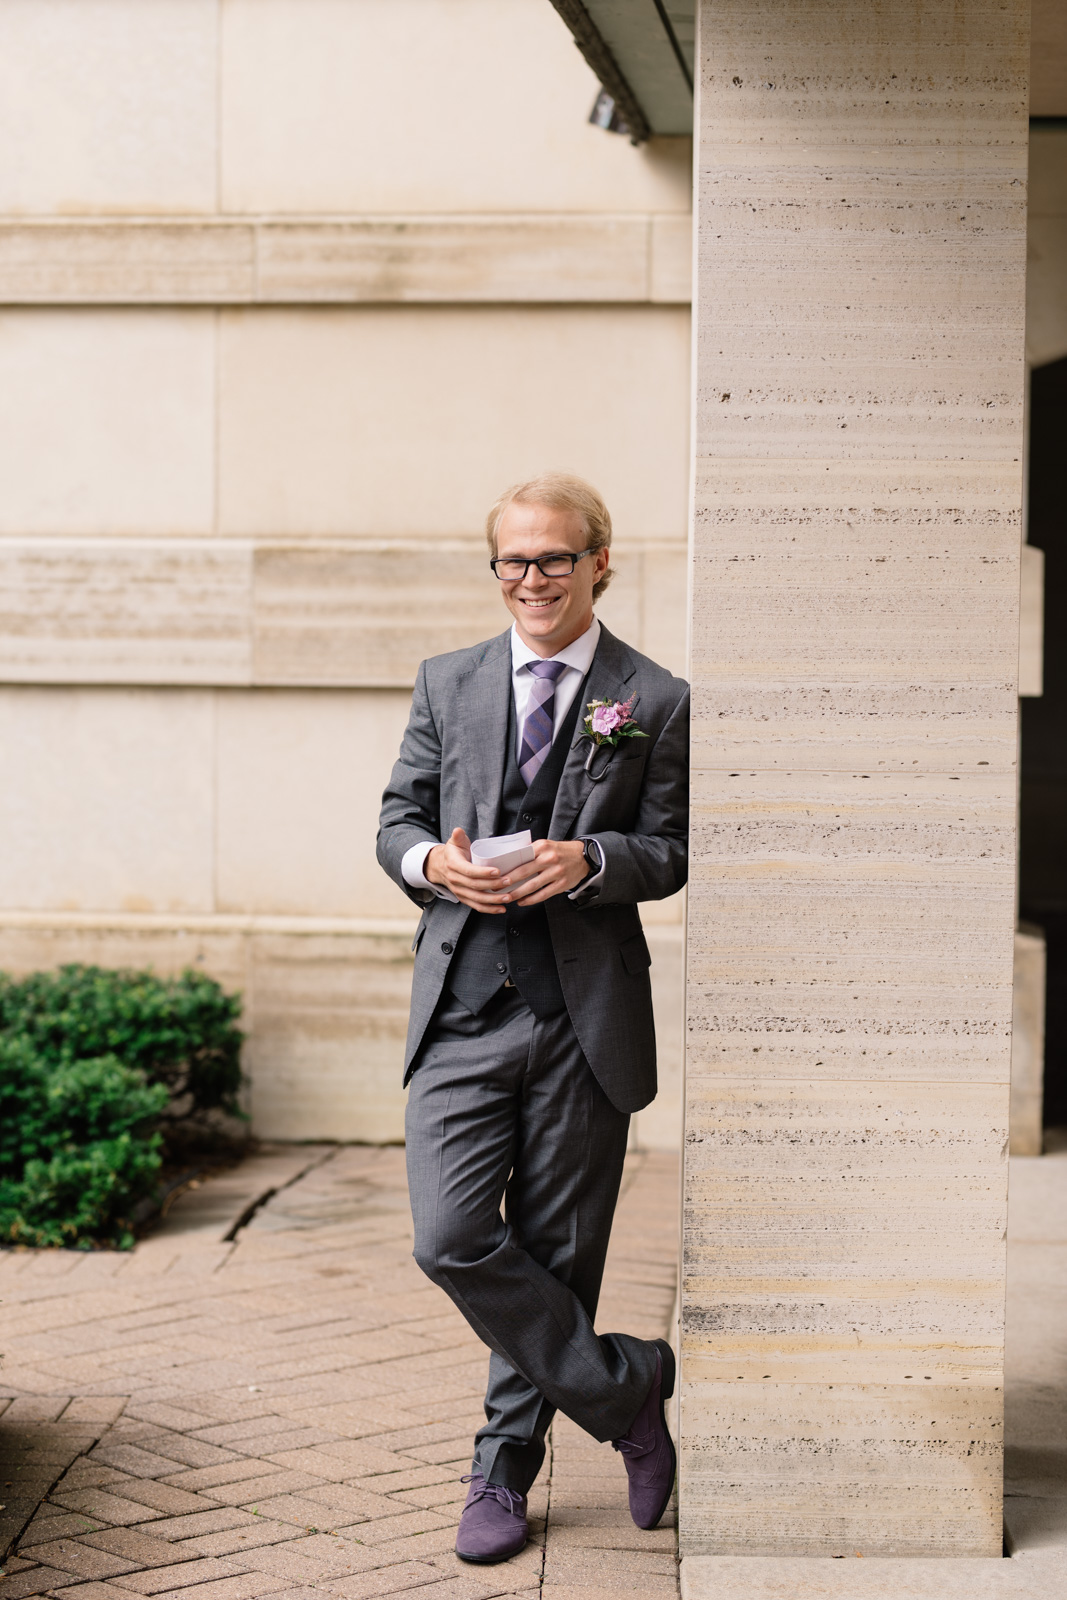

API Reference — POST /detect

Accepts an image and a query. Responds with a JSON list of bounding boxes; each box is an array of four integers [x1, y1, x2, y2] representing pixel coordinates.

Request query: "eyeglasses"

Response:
[[490, 548, 594, 581]]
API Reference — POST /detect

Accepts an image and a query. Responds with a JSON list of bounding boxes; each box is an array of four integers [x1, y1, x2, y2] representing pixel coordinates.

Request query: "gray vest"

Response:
[[446, 675, 587, 1018]]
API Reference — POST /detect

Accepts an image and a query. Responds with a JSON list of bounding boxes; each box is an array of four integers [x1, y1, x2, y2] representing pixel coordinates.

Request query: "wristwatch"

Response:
[[581, 837, 603, 879]]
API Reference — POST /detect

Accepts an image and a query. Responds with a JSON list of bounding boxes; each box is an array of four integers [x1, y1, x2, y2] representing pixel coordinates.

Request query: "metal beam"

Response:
[[548, 1, 694, 139]]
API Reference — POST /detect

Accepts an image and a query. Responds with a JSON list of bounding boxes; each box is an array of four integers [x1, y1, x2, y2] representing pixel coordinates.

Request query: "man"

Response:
[[377, 472, 689, 1564]]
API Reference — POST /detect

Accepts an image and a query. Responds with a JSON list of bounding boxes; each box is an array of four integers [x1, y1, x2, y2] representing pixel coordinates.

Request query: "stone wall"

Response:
[[0, 0, 692, 1146], [682, 0, 1027, 1559]]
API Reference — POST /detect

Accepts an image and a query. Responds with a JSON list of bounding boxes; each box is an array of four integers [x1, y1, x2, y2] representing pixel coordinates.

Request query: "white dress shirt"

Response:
[[401, 618, 605, 900]]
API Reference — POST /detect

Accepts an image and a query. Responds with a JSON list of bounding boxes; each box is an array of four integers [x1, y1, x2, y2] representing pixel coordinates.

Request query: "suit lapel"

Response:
[[459, 629, 513, 839], [549, 624, 637, 840]]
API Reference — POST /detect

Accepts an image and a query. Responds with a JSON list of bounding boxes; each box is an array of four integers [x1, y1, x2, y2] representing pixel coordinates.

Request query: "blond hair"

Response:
[[486, 471, 614, 601]]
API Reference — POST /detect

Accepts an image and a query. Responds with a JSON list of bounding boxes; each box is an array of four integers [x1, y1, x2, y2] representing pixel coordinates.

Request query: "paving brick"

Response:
[[50, 1492, 166, 1529], [52, 1467, 127, 1495], [60, 1405, 127, 1428], [86, 1451, 191, 1484], [195, 1478, 323, 1513], [80, 1484, 212, 1519], [154, 1469, 283, 1497], [141, 1575, 288, 1600], [52, 1585, 142, 1600], [2, 1400, 71, 1424], [0, 1567, 82, 1597], [78, 1533, 189, 1571], [348, 1467, 454, 1496], [261, 1445, 404, 1483], [105, 1443, 234, 1474], [224, 1544, 352, 1585], [166, 1528, 296, 1562], [17, 1545, 138, 1582], [107, 1560, 246, 1595], [387, 1483, 467, 1512], [119, 1411, 212, 1436], [137, 1513, 250, 1544], [338, 1512, 454, 1549], [318, 1565, 444, 1600], [20, 1517, 108, 1548]]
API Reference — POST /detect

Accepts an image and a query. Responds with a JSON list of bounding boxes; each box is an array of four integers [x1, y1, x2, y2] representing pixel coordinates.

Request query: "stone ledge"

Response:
[[680, 1553, 1067, 1598], [0, 537, 687, 687], [0, 215, 692, 305]]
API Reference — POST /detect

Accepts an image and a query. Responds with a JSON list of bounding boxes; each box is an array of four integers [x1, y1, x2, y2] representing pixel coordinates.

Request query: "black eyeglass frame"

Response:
[[489, 548, 595, 581]]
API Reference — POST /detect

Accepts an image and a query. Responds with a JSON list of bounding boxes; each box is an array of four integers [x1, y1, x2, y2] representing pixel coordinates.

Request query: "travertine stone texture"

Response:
[[0, 215, 692, 304], [683, 0, 1027, 1558], [0, 540, 253, 684], [0, 538, 687, 688]]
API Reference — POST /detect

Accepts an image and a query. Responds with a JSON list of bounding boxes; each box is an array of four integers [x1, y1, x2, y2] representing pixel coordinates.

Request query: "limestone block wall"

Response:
[[0, 0, 691, 1146], [682, 0, 1027, 1560]]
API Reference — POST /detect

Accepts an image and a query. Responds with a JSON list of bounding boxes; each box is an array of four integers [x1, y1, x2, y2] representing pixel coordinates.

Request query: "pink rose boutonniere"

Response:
[[581, 694, 647, 776]]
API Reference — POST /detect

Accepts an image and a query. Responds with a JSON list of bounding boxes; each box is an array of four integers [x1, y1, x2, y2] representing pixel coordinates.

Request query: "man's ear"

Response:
[[595, 545, 611, 577]]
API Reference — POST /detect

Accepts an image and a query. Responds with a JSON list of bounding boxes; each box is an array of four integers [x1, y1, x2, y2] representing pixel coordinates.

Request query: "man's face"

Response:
[[494, 500, 610, 657]]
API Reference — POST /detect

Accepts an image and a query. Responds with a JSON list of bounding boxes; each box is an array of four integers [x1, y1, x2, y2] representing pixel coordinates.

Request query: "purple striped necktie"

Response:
[[518, 659, 568, 787]]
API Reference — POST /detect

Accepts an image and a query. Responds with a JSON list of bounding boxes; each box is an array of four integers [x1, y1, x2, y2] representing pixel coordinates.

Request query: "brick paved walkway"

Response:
[[0, 1146, 679, 1600]]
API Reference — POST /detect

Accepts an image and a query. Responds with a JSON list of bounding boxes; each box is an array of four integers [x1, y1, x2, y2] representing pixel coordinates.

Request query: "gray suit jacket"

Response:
[[376, 623, 689, 1113]]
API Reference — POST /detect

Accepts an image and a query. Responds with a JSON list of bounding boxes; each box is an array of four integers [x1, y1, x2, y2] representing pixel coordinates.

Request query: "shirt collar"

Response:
[[510, 617, 601, 677]]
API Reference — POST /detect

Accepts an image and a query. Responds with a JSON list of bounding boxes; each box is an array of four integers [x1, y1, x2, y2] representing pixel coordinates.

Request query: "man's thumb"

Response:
[[451, 827, 472, 854]]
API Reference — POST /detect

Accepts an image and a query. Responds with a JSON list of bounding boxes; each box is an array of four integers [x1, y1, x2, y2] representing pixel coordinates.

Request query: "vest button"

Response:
[[496, 962, 507, 974], [440, 941, 453, 954], [508, 927, 519, 937]]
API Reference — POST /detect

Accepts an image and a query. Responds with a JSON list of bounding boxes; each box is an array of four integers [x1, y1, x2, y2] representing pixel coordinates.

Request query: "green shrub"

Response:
[[0, 965, 244, 1119], [0, 966, 245, 1250], [0, 1037, 169, 1249]]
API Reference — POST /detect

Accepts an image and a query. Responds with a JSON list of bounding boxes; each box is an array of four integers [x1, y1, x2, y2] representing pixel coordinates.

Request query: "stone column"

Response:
[[682, 0, 1028, 1559]]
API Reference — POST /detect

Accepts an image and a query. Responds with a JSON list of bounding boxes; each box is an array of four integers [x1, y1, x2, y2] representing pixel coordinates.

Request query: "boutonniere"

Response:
[[580, 694, 647, 777]]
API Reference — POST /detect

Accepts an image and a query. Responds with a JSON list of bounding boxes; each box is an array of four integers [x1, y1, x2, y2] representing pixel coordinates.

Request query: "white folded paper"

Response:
[[471, 829, 536, 881]]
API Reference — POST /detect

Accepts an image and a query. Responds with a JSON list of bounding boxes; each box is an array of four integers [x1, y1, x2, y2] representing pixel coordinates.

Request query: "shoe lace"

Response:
[[461, 1473, 525, 1515], [612, 1437, 642, 1458]]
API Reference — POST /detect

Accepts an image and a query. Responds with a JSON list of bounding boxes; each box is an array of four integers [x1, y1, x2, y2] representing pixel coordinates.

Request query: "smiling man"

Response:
[[377, 472, 689, 1564]]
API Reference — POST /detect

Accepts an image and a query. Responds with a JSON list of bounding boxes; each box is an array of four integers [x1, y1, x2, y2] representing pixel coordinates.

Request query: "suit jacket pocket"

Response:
[[619, 931, 652, 975]]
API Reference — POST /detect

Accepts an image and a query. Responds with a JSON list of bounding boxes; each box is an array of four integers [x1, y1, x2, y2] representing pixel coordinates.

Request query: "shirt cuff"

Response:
[[401, 840, 459, 903], [568, 837, 605, 901]]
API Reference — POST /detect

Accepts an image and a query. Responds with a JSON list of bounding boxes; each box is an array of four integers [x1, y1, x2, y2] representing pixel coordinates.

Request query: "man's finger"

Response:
[[450, 860, 501, 883], [506, 871, 556, 903]]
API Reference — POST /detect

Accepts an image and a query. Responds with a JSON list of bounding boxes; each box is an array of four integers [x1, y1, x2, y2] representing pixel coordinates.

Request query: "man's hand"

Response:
[[425, 828, 508, 913], [495, 839, 589, 907]]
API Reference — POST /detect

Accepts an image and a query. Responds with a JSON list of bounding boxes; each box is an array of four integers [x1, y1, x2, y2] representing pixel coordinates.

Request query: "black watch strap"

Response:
[[581, 837, 603, 877]]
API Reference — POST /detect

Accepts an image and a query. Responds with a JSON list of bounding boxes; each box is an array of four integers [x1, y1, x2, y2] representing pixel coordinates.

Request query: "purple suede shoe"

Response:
[[455, 1472, 528, 1564], [611, 1338, 677, 1530]]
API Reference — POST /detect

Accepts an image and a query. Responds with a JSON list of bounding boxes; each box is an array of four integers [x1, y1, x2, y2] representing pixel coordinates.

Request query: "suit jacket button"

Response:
[[496, 962, 507, 974], [440, 941, 453, 954], [521, 812, 534, 823]]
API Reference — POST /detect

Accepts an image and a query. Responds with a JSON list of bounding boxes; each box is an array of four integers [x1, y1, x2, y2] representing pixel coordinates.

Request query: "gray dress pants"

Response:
[[405, 984, 658, 1493]]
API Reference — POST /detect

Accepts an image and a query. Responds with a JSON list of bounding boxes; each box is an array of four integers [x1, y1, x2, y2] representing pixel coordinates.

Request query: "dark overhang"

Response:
[[547, 1, 695, 141]]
